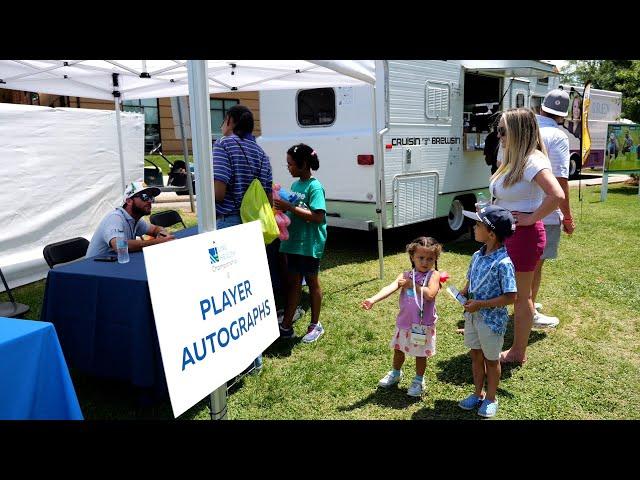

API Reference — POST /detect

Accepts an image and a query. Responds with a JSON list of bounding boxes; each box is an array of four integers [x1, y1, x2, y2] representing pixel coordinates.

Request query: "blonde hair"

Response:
[[491, 108, 548, 187]]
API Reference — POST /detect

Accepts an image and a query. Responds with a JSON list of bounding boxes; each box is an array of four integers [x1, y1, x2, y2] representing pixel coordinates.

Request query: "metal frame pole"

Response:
[[175, 97, 195, 212], [187, 60, 226, 419]]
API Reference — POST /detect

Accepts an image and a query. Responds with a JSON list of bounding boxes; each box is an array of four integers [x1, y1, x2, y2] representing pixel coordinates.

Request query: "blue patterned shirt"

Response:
[[466, 245, 517, 335]]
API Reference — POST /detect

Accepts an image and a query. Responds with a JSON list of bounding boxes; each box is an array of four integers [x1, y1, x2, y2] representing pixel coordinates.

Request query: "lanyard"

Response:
[[411, 269, 430, 322], [117, 208, 136, 239]]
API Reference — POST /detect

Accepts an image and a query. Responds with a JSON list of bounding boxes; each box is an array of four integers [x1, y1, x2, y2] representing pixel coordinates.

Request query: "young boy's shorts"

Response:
[[286, 253, 320, 276], [463, 312, 504, 361]]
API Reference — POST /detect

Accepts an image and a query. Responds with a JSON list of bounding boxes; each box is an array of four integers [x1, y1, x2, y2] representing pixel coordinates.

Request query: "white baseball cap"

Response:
[[122, 179, 161, 205]]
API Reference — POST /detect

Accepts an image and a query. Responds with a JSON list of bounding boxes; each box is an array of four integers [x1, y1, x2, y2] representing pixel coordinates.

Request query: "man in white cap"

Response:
[[86, 180, 175, 257], [532, 88, 576, 328]]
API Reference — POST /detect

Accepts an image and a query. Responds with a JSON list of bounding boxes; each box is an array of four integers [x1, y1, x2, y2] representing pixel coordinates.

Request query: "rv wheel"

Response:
[[432, 197, 473, 242], [569, 153, 582, 180]]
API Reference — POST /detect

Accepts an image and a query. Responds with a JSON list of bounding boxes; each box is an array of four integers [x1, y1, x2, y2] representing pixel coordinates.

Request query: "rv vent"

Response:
[[393, 172, 439, 227], [425, 80, 451, 120]]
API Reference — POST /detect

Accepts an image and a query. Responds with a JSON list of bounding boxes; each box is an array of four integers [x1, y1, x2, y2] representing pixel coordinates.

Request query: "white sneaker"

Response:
[[407, 378, 425, 397], [534, 302, 543, 312], [378, 370, 403, 388], [533, 312, 559, 329], [277, 306, 305, 325]]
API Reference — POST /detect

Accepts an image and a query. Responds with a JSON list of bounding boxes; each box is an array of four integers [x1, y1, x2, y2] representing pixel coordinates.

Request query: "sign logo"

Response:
[[207, 241, 237, 271], [209, 246, 219, 264]]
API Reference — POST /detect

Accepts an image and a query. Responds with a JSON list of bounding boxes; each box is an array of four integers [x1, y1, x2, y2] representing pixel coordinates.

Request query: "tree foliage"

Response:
[[561, 60, 640, 123]]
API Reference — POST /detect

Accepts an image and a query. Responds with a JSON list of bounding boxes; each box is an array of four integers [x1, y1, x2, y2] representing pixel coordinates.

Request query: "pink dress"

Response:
[[389, 270, 437, 358]]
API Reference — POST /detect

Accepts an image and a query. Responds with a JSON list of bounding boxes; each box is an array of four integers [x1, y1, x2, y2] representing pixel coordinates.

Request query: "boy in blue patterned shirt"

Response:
[[457, 205, 517, 417]]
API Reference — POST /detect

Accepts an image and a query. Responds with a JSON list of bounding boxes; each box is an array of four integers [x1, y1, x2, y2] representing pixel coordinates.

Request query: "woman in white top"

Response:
[[490, 108, 564, 364]]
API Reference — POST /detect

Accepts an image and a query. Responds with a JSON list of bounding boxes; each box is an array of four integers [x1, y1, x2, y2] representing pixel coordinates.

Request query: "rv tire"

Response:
[[569, 153, 582, 180]]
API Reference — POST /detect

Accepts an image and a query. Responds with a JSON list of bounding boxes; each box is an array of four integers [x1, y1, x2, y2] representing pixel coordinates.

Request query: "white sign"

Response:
[[144, 221, 279, 417], [170, 96, 192, 139]]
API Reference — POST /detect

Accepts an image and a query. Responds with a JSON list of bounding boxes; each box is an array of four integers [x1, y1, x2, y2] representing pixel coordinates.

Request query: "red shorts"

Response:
[[504, 221, 546, 272]]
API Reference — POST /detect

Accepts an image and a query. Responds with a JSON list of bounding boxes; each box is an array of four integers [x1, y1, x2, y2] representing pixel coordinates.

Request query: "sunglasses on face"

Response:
[[497, 126, 507, 136], [135, 192, 155, 203]]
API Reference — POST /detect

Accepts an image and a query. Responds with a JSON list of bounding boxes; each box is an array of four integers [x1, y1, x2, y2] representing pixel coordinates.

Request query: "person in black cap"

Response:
[[455, 205, 517, 418]]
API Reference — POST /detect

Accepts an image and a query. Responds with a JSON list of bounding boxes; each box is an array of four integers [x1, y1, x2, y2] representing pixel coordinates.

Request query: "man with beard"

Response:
[[86, 180, 175, 257]]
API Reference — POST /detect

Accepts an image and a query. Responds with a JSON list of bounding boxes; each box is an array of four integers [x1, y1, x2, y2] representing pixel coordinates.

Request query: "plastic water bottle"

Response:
[[476, 192, 490, 212], [116, 229, 129, 264]]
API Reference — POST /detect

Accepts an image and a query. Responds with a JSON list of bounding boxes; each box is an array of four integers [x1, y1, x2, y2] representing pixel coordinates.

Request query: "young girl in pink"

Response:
[[361, 237, 442, 397]]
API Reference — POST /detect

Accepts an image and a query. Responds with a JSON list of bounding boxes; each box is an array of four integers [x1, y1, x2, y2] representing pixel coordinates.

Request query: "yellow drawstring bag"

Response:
[[240, 178, 279, 244]]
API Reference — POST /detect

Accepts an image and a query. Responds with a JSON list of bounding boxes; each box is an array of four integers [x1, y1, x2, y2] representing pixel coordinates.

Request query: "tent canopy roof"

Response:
[[0, 60, 375, 101]]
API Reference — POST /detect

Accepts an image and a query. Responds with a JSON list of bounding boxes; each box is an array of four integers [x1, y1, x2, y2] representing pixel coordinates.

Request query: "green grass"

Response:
[[145, 154, 193, 175], [4, 184, 640, 419]]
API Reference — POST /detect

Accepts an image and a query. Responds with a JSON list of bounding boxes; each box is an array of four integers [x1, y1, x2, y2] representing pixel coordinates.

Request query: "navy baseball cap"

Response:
[[463, 205, 516, 239], [541, 88, 570, 117]]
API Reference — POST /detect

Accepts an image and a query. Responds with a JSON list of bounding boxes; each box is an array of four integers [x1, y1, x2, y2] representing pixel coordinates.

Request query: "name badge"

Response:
[[410, 323, 427, 345], [406, 288, 415, 298]]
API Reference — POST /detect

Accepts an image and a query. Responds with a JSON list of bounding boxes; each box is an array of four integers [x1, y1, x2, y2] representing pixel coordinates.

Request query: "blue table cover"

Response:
[[40, 227, 198, 396], [0, 317, 83, 420]]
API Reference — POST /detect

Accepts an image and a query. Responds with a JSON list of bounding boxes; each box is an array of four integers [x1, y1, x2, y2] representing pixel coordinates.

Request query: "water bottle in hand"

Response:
[[476, 192, 490, 212], [116, 229, 129, 264]]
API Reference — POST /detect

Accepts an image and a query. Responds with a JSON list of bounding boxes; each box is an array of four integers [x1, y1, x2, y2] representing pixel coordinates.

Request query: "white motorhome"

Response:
[[464, 74, 623, 178], [258, 60, 558, 237], [555, 84, 622, 176]]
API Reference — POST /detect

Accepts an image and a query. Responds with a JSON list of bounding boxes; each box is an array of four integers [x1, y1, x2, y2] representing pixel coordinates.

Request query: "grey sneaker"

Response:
[[302, 322, 324, 343], [378, 370, 403, 388], [532, 312, 559, 329], [277, 306, 305, 325], [407, 378, 425, 397]]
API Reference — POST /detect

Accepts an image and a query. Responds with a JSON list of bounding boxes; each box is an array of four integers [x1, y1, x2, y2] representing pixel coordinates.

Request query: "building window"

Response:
[[123, 98, 160, 153], [516, 93, 525, 108], [538, 77, 549, 85], [211, 98, 240, 139], [297, 88, 336, 127]]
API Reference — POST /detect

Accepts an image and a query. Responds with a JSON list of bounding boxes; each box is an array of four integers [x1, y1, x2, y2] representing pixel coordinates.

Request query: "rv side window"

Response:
[[538, 77, 549, 85], [516, 93, 525, 108], [297, 88, 336, 127], [424, 81, 451, 120]]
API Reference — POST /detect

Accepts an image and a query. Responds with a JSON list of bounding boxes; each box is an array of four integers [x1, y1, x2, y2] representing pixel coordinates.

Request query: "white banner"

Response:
[[0, 103, 143, 290], [144, 221, 278, 418]]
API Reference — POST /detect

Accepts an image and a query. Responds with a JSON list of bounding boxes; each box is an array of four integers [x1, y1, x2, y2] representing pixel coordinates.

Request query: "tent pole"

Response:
[[187, 60, 226, 420], [371, 65, 385, 280], [112, 74, 127, 193], [175, 97, 195, 212]]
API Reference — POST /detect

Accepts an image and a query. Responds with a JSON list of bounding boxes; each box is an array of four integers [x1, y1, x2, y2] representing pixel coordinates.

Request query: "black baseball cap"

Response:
[[463, 205, 516, 239]]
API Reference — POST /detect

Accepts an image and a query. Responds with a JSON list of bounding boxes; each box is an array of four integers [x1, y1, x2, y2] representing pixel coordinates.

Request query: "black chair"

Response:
[[0, 266, 30, 318], [150, 210, 186, 230], [43, 237, 90, 269]]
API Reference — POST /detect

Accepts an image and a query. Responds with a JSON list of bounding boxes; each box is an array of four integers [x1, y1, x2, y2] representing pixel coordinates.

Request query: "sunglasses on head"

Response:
[[497, 126, 507, 136], [134, 192, 155, 203]]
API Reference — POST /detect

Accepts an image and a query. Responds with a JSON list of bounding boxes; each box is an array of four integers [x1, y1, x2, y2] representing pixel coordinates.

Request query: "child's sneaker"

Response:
[[478, 398, 499, 418], [534, 302, 543, 312], [458, 393, 484, 410], [279, 325, 295, 339], [378, 370, 403, 388], [407, 378, 425, 397], [302, 322, 324, 343]]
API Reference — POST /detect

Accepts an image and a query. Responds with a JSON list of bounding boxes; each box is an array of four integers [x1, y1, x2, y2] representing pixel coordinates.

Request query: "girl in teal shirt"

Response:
[[274, 143, 327, 343]]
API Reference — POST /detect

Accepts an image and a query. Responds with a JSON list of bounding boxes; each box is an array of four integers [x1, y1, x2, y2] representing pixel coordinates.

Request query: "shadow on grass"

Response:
[[337, 385, 423, 412], [434, 354, 513, 399], [411, 399, 482, 420], [263, 335, 303, 360]]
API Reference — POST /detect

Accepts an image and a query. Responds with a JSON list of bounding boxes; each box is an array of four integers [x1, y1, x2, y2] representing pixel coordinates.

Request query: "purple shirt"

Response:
[[396, 270, 437, 329]]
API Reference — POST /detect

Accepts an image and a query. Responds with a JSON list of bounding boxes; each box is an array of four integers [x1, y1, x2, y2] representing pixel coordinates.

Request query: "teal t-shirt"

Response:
[[279, 177, 327, 259]]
